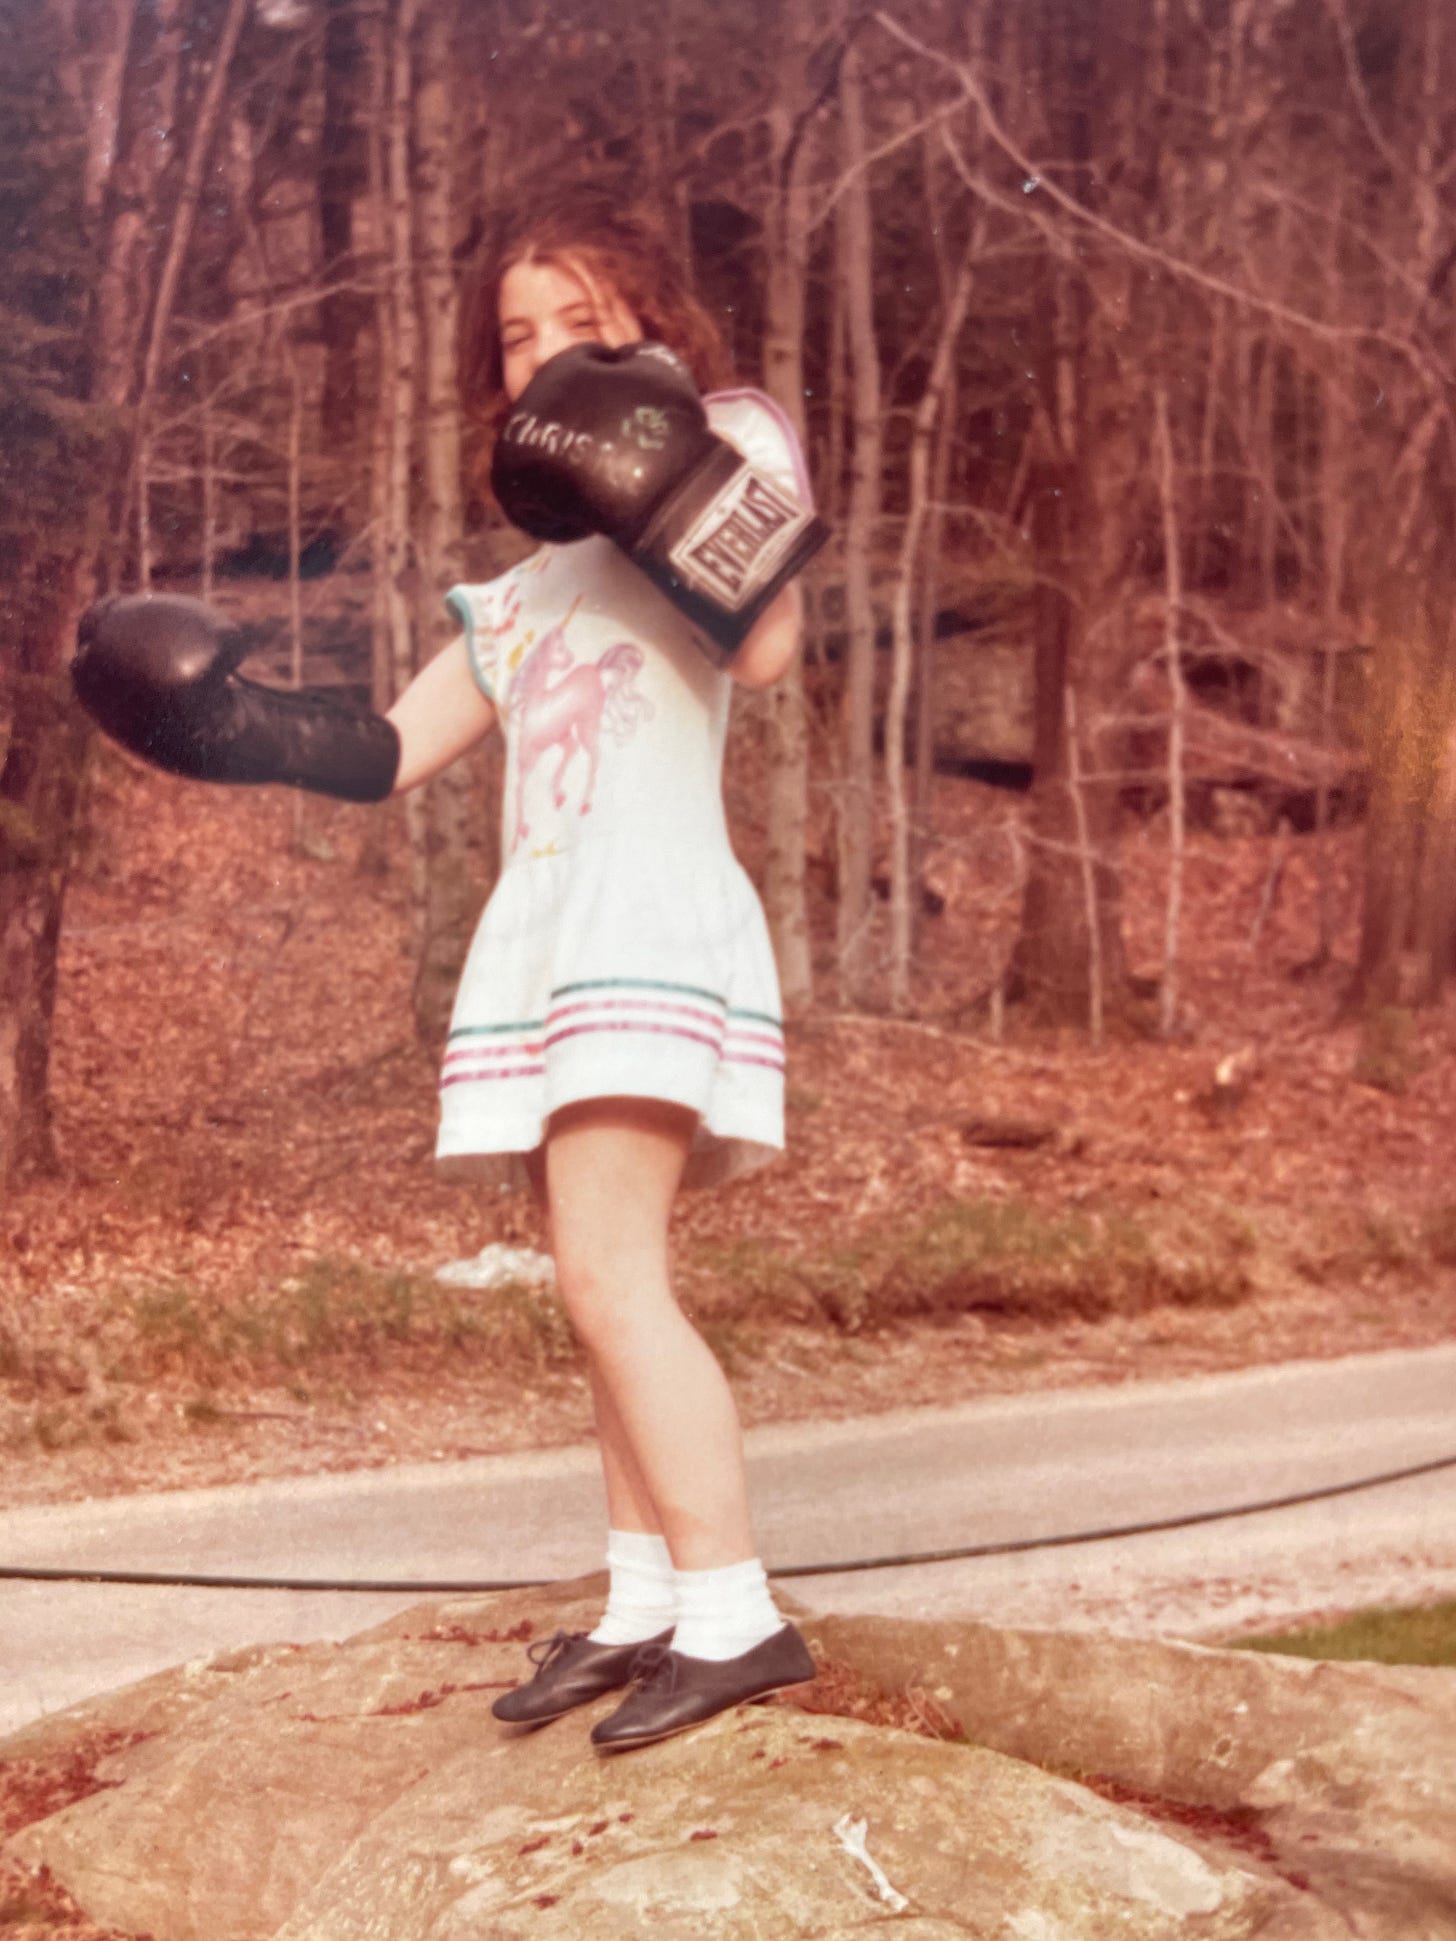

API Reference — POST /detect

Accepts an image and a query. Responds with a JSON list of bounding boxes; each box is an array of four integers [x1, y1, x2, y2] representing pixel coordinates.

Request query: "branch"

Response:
[[1318, 0, 1416, 189], [137, 0, 252, 411], [170, 272, 387, 355], [872, 7, 1453, 390], [807, 92, 972, 233], [780, 11, 875, 191], [1248, 181, 1430, 316]]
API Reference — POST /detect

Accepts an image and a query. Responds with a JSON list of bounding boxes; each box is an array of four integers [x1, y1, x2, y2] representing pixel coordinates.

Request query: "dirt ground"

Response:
[[3, 727, 1454, 1515]]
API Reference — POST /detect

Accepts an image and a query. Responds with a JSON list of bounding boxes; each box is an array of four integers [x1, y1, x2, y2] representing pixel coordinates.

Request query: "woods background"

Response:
[[3, 0, 1456, 1192]]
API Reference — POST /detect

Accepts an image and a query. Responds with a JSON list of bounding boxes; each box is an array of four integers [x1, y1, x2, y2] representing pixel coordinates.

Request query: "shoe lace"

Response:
[[525, 1629, 586, 1673], [626, 1641, 679, 1693]]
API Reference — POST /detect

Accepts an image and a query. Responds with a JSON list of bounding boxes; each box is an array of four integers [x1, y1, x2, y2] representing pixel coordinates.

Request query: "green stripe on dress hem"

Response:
[[551, 975, 726, 1006], [447, 1019, 546, 1040]]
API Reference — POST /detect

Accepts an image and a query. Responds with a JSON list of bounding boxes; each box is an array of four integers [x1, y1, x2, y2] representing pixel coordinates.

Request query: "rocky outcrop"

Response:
[[2, 1582, 1451, 1939], [810, 1613, 1456, 1941]]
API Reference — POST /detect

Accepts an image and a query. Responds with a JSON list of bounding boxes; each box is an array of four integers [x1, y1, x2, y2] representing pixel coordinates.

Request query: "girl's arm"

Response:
[[387, 634, 498, 794], [728, 581, 803, 690]]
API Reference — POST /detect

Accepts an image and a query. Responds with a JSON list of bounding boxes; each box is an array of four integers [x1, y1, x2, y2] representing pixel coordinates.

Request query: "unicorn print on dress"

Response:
[[510, 596, 653, 848]]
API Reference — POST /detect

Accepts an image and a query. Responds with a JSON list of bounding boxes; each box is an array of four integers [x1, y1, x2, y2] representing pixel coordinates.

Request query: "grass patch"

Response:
[[1352, 1004, 1425, 1094], [1235, 1601, 1456, 1668], [692, 1195, 1256, 1335], [14, 1399, 135, 1454], [106, 1255, 575, 1388], [690, 1238, 823, 1322], [697, 1316, 762, 1376], [1424, 1203, 1456, 1269], [737, 1192, 1456, 1313], [1289, 1197, 1456, 1288], [0, 1325, 23, 1383]]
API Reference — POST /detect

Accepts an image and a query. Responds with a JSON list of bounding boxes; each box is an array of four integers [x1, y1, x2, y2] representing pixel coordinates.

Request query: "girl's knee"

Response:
[[554, 1252, 673, 1358], [554, 1261, 609, 1349]]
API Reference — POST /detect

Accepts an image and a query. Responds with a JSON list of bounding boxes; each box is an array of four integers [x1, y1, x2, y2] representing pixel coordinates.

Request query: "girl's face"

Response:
[[498, 256, 642, 403]]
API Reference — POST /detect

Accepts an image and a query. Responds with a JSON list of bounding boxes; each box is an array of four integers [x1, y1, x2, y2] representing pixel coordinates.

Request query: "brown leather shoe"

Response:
[[590, 1624, 816, 1751], [492, 1628, 674, 1725]]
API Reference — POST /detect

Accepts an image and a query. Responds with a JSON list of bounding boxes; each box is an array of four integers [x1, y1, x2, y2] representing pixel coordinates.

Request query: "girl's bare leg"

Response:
[[587, 1366, 661, 1533], [543, 1097, 756, 1570], [526, 1146, 663, 1538]]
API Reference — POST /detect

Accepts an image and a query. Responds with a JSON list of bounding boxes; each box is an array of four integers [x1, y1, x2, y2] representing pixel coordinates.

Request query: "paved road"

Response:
[[2, 1343, 1453, 1737]]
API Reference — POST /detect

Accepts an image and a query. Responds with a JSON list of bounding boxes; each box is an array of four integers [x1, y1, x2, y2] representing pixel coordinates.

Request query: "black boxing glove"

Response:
[[491, 342, 828, 661], [72, 594, 400, 803]]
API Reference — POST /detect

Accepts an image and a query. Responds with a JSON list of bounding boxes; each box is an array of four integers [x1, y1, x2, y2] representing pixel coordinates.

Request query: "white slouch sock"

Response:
[[670, 1557, 783, 1662], [588, 1529, 677, 1646]]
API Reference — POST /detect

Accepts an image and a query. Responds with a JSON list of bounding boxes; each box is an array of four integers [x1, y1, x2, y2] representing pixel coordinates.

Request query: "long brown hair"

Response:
[[461, 190, 733, 424]]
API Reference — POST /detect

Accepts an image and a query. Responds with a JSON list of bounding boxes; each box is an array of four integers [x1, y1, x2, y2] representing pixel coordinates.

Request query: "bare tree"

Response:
[[366, 0, 431, 964], [1153, 377, 1187, 1037], [319, 0, 372, 445], [1000, 0, 1136, 1023], [756, 0, 824, 1012], [1, 0, 245, 1183], [411, 0, 476, 1039], [833, 34, 881, 1006]]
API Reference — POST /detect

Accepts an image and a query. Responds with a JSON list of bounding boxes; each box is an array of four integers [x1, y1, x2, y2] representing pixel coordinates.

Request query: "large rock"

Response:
[[268, 1705, 1334, 1941], [2, 1585, 1450, 1940], [810, 1614, 1456, 1941]]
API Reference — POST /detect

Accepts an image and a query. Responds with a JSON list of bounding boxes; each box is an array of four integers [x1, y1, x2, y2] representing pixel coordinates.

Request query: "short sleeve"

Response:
[[704, 390, 816, 509], [444, 583, 500, 702]]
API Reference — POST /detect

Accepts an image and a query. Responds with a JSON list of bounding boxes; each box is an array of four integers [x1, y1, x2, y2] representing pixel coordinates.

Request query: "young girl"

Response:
[[73, 195, 822, 1751]]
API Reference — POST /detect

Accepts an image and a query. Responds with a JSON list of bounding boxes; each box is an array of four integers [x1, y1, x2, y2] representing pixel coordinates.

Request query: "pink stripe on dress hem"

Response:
[[545, 1020, 725, 1054], [443, 1042, 546, 1067]]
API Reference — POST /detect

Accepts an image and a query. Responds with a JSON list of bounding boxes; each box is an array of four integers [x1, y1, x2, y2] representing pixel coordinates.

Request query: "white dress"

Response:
[[435, 390, 810, 1190]]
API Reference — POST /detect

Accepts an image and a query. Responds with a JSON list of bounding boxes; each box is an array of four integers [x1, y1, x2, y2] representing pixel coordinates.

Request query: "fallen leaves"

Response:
[[0, 755, 1452, 1512]]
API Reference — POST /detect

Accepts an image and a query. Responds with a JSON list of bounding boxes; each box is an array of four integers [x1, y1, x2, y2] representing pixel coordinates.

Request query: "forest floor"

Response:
[[3, 677, 1455, 1514]]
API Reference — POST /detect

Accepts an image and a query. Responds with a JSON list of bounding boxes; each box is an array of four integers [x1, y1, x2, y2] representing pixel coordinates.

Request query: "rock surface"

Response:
[[2, 1582, 1451, 1940], [810, 1613, 1456, 1941]]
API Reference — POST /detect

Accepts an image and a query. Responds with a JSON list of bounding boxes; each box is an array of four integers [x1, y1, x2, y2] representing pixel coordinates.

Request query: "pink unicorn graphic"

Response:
[[510, 598, 652, 847]]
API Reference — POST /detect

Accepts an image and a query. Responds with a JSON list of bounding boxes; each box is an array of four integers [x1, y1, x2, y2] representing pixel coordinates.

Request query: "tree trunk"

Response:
[[200, 358, 218, 602], [123, 0, 249, 552], [364, 0, 395, 724], [888, 243, 974, 1012], [135, 0, 249, 419], [1, 0, 224, 1185], [285, 352, 307, 850], [1004, 0, 1133, 1029], [1354, 606, 1456, 1009], [910, 326, 959, 952], [412, 0, 475, 1043], [320, 0, 371, 444], [834, 38, 881, 1006], [375, 0, 432, 997], [1004, 277, 1134, 1024], [0, 561, 92, 1181], [1410, 717, 1456, 1003], [1005, 439, 1131, 1025], [1153, 377, 1187, 1037], [758, 0, 821, 1013]]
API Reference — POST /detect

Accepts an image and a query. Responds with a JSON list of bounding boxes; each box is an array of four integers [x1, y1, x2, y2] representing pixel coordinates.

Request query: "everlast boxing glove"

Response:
[[72, 595, 400, 802], [490, 342, 828, 662]]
